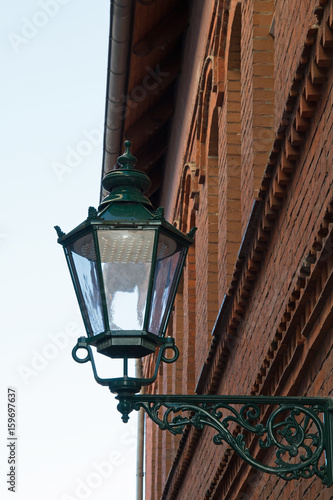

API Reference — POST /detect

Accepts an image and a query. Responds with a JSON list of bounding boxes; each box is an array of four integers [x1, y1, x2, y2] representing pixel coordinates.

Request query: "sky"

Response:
[[0, 1, 139, 499]]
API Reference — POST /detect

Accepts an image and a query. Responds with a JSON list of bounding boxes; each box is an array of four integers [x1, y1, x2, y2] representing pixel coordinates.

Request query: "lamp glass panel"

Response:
[[68, 233, 105, 336], [97, 230, 154, 331], [148, 233, 185, 335]]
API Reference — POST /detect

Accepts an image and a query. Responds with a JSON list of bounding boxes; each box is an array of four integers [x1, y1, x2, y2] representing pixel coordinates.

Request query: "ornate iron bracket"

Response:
[[72, 339, 333, 486], [116, 394, 333, 486]]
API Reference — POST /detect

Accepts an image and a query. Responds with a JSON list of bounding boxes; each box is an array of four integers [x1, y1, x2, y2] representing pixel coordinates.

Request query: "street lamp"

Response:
[[56, 142, 333, 486]]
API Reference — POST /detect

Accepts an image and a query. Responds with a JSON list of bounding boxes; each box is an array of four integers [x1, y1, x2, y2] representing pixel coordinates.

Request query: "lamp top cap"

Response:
[[100, 140, 152, 211], [117, 140, 137, 170]]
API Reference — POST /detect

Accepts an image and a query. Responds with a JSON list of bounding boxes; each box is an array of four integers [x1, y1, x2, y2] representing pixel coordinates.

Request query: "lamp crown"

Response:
[[117, 140, 137, 170], [99, 141, 152, 210]]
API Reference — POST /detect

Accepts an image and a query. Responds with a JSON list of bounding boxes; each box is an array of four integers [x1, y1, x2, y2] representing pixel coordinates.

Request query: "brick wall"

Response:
[[143, 0, 333, 498], [241, 0, 275, 231], [274, 0, 318, 129], [241, 0, 255, 232], [195, 157, 220, 382], [218, 2, 242, 298], [218, 96, 229, 300]]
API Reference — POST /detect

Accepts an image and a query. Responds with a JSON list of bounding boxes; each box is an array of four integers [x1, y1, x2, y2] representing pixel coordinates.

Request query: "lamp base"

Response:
[[86, 331, 163, 358], [96, 336, 157, 358]]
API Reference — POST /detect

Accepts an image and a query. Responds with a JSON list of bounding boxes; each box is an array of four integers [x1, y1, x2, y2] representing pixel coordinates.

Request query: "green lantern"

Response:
[[55, 143, 333, 487], [56, 141, 195, 359]]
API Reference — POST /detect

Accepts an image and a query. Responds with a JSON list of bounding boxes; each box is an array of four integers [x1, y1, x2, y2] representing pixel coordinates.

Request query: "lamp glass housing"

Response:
[[97, 228, 154, 331], [148, 232, 186, 335], [57, 140, 194, 358], [67, 232, 105, 336], [62, 221, 190, 358]]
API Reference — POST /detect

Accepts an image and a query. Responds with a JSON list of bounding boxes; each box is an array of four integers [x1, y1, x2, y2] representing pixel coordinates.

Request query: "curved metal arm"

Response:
[[72, 338, 110, 386], [71, 338, 333, 485], [116, 394, 333, 486], [139, 341, 179, 386], [72, 337, 179, 392]]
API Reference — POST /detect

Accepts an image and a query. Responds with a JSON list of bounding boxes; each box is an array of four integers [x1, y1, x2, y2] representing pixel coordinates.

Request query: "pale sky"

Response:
[[0, 1, 138, 499]]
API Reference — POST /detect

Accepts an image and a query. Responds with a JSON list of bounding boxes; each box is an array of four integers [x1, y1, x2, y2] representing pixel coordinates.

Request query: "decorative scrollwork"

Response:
[[70, 338, 332, 486], [149, 207, 165, 220], [117, 395, 332, 485], [87, 206, 98, 220], [54, 225, 65, 239]]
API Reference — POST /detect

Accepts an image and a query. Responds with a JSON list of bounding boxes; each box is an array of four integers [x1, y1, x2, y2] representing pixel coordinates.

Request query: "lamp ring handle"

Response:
[[161, 344, 179, 364], [72, 343, 90, 364]]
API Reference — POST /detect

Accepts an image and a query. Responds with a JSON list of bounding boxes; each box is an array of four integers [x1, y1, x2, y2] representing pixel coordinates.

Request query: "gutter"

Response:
[[101, 0, 134, 202], [101, 1, 143, 496], [135, 359, 145, 500]]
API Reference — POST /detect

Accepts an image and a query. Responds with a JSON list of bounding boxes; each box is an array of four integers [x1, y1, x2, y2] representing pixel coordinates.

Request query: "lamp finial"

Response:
[[117, 140, 137, 170]]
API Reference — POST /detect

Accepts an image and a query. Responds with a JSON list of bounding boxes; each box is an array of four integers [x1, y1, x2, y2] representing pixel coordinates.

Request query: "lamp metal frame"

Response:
[[58, 141, 333, 487]]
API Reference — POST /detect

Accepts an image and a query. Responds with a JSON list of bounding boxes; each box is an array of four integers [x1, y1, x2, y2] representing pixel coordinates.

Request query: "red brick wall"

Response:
[[182, 247, 196, 394], [218, 96, 229, 300], [195, 157, 220, 382], [218, 2, 242, 300], [274, 0, 318, 129], [241, 0, 255, 232], [241, 0, 275, 230], [143, 0, 333, 498]]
